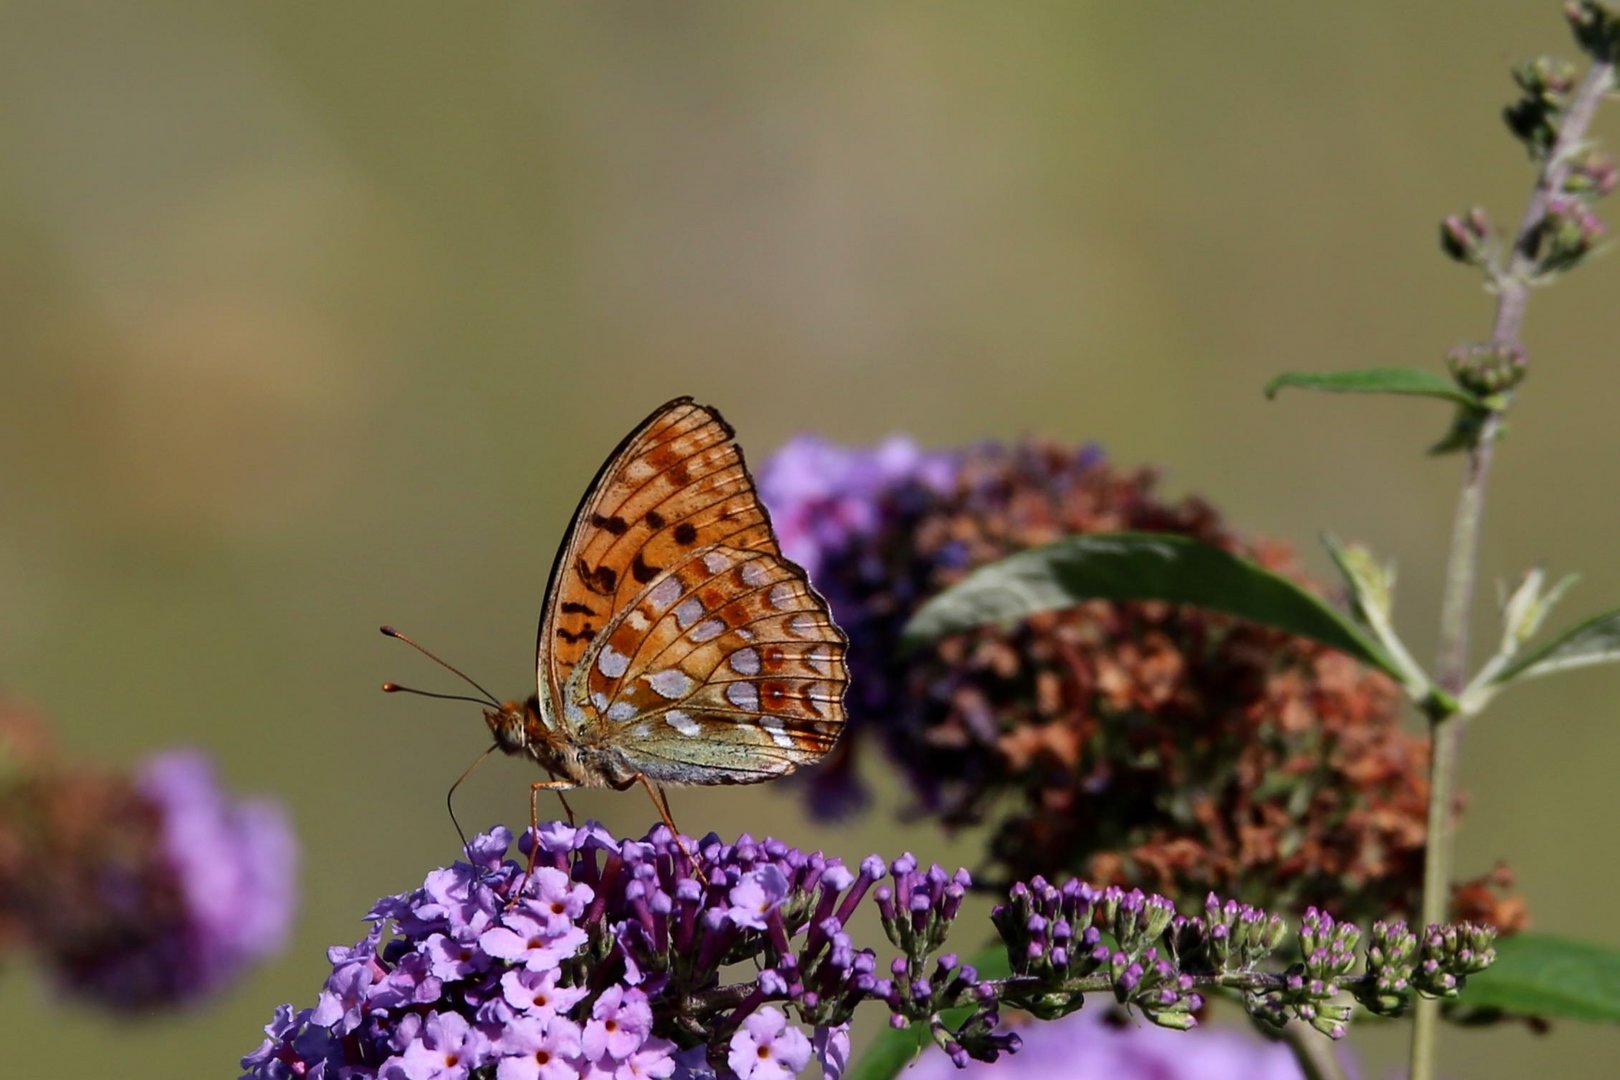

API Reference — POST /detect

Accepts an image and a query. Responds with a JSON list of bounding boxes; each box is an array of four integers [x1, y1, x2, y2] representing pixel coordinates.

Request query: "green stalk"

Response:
[[1410, 413, 1495, 1079], [1282, 1019, 1348, 1080], [1408, 53, 1615, 1080]]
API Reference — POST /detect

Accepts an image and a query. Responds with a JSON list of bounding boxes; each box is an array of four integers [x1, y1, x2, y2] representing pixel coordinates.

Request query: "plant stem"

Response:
[[1282, 1019, 1348, 1080], [1409, 54, 1615, 1080]]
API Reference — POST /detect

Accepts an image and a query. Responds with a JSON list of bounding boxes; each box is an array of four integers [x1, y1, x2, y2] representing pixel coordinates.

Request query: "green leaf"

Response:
[[1264, 368, 1484, 409], [844, 946, 1012, 1080], [899, 532, 1402, 681], [1320, 535, 1433, 700], [842, 1021, 930, 1080], [1493, 607, 1620, 684], [1460, 932, 1620, 1022]]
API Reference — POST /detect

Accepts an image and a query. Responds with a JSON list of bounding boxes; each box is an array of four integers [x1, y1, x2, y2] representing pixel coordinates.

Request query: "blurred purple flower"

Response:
[[757, 433, 961, 817], [134, 749, 298, 996], [758, 433, 957, 582], [0, 742, 297, 1011], [903, 1005, 1310, 1080]]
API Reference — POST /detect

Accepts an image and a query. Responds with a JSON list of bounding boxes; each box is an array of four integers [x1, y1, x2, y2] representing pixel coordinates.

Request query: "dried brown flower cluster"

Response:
[[0, 702, 190, 1005], [796, 441, 1520, 928]]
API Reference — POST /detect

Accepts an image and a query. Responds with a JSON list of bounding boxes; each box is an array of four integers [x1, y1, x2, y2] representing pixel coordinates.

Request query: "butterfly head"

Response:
[[485, 697, 536, 755]]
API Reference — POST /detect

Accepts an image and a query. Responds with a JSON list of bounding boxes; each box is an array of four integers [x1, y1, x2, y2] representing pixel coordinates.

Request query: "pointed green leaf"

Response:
[[1492, 607, 1620, 684], [1320, 535, 1433, 700], [899, 533, 1402, 681], [1264, 368, 1483, 408], [845, 946, 1012, 1080], [1460, 932, 1620, 1022]]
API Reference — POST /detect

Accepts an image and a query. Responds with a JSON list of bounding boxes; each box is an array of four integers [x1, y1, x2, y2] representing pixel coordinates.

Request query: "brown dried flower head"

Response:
[[770, 439, 1519, 928]]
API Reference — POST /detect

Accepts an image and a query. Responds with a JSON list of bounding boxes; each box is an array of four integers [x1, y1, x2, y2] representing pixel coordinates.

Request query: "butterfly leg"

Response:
[[630, 772, 707, 885], [515, 778, 579, 903]]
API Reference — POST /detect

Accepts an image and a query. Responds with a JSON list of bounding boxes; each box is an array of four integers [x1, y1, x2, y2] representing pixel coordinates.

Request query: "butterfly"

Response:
[[384, 396, 848, 853]]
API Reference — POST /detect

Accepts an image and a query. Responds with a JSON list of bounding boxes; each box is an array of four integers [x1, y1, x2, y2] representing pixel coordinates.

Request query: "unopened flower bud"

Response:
[[1447, 342, 1529, 398], [1565, 150, 1620, 196], [1440, 206, 1493, 266], [1567, 0, 1620, 61]]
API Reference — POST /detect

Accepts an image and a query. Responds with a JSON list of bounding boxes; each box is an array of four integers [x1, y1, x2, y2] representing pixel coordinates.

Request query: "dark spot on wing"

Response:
[[673, 522, 698, 545], [631, 552, 661, 585], [556, 626, 597, 644], [575, 557, 617, 595], [559, 601, 597, 616], [645, 509, 666, 530], [668, 464, 692, 487], [589, 513, 630, 536]]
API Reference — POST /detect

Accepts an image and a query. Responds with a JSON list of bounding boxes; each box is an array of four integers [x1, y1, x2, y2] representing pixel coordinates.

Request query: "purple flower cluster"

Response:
[[242, 825, 888, 1079], [132, 750, 298, 1000], [758, 433, 958, 584], [0, 743, 296, 1011], [992, 878, 1204, 1033], [242, 823, 1496, 1078], [757, 434, 964, 816]]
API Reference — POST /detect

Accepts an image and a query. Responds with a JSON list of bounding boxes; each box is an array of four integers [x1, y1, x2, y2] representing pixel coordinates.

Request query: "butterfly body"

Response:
[[483, 397, 848, 798], [483, 695, 624, 789]]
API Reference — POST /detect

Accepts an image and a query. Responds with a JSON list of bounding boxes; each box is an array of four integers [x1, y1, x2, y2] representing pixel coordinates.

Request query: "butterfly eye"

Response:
[[485, 706, 528, 752]]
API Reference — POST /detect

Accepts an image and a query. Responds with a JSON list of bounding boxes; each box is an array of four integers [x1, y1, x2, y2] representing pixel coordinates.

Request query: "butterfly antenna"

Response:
[[380, 625, 502, 707], [446, 743, 499, 863], [381, 683, 494, 707]]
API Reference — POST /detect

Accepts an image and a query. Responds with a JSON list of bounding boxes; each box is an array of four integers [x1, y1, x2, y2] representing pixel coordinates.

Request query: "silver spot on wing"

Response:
[[647, 668, 694, 699], [647, 575, 683, 612], [674, 597, 704, 629], [596, 644, 631, 679], [726, 681, 759, 711], [664, 709, 701, 736], [689, 618, 725, 643]]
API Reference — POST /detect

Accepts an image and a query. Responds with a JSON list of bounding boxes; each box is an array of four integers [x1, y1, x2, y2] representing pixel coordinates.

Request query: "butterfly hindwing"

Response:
[[566, 544, 847, 785], [537, 398, 778, 716]]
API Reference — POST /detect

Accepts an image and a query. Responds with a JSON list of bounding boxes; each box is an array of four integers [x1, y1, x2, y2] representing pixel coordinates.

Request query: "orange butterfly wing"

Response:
[[580, 543, 846, 784], [537, 398, 770, 696], [535, 398, 845, 785]]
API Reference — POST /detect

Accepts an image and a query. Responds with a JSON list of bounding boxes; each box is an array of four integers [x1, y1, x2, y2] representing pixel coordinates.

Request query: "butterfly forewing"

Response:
[[535, 396, 846, 788], [538, 398, 777, 711], [570, 544, 847, 784]]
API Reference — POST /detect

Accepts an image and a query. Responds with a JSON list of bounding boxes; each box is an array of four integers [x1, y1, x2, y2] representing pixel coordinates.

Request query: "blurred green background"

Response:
[[2, 3, 1615, 1075]]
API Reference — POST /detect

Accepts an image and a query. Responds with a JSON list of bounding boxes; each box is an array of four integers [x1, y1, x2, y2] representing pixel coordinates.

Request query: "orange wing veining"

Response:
[[537, 398, 780, 707], [581, 544, 849, 784]]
